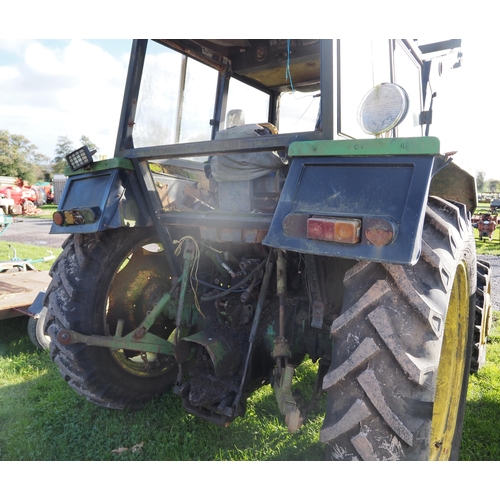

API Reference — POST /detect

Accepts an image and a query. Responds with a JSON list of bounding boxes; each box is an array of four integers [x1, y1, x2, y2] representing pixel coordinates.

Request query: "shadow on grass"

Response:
[[0, 319, 325, 461], [3, 315, 500, 461], [0, 372, 326, 461]]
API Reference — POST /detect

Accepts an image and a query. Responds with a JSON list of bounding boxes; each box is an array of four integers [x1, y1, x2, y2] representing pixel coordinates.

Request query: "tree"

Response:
[[476, 170, 486, 192], [0, 130, 50, 184], [489, 180, 498, 193], [80, 135, 99, 155], [52, 136, 75, 174], [52, 135, 100, 173]]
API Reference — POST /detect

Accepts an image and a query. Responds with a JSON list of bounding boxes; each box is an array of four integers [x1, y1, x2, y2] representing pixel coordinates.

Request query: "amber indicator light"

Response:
[[307, 217, 361, 244], [53, 211, 65, 226]]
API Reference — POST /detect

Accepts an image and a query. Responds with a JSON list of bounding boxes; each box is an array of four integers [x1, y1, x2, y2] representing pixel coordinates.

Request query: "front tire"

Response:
[[320, 197, 476, 460], [44, 227, 179, 409]]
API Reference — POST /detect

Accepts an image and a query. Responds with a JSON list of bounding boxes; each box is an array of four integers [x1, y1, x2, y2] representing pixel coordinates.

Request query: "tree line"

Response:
[[0, 130, 99, 185], [2, 131, 498, 196], [476, 170, 499, 194]]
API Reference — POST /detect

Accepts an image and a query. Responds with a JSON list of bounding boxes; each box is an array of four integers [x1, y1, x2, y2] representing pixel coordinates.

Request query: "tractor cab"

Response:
[[115, 39, 460, 160]]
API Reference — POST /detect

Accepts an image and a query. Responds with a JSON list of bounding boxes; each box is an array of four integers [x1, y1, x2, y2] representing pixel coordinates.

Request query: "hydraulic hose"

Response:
[[200, 259, 266, 302]]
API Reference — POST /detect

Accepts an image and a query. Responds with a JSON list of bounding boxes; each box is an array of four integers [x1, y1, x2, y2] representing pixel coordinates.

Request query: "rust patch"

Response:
[[365, 227, 393, 246], [364, 219, 395, 246]]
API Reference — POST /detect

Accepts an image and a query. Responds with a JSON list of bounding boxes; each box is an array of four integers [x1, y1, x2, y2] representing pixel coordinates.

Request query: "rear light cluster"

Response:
[[307, 217, 361, 244], [53, 208, 99, 226], [304, 216, 395, 247]]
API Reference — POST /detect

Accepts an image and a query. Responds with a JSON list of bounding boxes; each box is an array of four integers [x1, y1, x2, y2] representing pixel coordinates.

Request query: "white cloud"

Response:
[[0, 39, 32, 56], [0, 65, 19, 81], [25, 42, 66, 75], [0, 39, 129, 161]]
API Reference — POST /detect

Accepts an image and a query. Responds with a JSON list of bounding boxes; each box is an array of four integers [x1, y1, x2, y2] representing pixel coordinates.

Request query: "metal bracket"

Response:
[[273, 364, 304, 433], [56, 284, 179, 355], [56, 328, 175, 356], [304, 254, 324, 329]]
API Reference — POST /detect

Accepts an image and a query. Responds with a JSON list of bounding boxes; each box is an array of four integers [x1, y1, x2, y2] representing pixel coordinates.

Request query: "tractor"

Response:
[[43, 39, 492, 460]]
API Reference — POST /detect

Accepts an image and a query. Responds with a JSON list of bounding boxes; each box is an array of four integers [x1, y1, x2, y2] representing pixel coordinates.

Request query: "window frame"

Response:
[[114, 39, 333, 162]]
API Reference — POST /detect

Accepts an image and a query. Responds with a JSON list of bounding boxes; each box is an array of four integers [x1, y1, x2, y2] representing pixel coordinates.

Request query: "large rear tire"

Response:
[[44, 227, 179, 409], [320, 197, 476, 460]]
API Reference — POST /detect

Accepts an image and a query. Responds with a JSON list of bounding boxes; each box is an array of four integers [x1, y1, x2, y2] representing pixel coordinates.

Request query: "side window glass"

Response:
[[224, 78, 270, 128], [393, 41, 423, 137], [134, 42, 218, 148], [338, 40, 391, 139], [179, 60, 219, 142], [278, 90, 320, 133]]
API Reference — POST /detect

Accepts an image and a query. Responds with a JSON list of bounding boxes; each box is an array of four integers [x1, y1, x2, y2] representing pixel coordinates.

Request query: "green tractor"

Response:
[[44, 39, 492, 460]]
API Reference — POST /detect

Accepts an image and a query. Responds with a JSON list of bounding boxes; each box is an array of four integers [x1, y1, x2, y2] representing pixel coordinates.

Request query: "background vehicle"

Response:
[[0, 177, 45, 214], [472, 210, 498, 241], [44, 39, 491, 460]]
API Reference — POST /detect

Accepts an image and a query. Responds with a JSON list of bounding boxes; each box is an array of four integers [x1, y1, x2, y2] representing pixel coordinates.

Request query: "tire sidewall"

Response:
[[46, 227, 178, 408]]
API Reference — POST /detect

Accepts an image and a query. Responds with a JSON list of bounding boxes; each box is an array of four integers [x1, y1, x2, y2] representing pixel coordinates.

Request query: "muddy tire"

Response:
[[320, 197, 476, 460], [27, 306, 50, 350], [44, 227, 179, 409]]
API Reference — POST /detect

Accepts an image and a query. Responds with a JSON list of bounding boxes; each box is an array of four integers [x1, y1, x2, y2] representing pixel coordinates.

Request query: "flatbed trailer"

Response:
[[0, 270, 51, 320], [0, 270, 51, 348]]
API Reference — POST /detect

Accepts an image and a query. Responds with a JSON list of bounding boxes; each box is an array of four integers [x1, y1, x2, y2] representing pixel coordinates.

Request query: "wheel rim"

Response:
[[430, 261, 469, 460], [105, 238, 177, 378]]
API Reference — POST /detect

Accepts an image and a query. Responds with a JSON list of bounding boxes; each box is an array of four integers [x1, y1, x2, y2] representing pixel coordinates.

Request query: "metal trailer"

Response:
[[0, 233, 55, 349], [0, 269, 51, 349]]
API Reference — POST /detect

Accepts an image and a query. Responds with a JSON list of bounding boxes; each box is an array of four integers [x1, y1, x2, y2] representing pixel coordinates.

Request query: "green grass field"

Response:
[[0, 304, 498, 461]]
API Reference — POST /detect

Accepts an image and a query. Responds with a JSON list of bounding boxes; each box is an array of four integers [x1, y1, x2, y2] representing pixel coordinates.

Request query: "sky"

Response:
[[0, 35, 497, 183], [0, 39, 132, 162]]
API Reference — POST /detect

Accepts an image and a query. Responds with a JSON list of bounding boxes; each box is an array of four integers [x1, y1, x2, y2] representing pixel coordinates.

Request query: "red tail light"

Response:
[[307, 217, 361, 244]]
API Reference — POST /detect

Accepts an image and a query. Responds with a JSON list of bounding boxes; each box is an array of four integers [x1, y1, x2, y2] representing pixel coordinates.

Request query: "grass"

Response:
[[0, 310, 499, 461], [461, 317, 500, 460], [22, 204, 58, 220], [0, 241, 61, 272], [1, 205, 61, 271], [0, 317, 325, 461], [474, 230, 500, 256]]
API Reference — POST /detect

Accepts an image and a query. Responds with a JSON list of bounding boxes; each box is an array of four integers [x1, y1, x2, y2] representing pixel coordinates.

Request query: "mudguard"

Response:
[[50, 158, 151, 234], [263, 137, 475, 266]]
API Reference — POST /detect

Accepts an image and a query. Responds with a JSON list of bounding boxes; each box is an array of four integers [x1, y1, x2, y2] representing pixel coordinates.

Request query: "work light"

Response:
[[357, 83, 409, 137], [66, 146, 97, 171]]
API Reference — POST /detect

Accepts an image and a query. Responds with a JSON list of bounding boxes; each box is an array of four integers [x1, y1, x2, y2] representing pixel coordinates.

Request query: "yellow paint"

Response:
[[429, 261, 468, 460]]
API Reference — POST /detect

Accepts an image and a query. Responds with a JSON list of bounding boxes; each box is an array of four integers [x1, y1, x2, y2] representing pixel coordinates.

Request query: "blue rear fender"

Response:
[[263, 154, 436, 265], [50, 165, 151, 235]]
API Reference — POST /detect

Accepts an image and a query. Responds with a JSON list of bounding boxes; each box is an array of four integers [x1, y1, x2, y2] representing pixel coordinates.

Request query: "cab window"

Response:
[[393, 40, 423, 137], [134, 42, 219, 148], [278, 90, 320, 133], [337, 40, 392, 139], [224, 78, 270, 127]]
